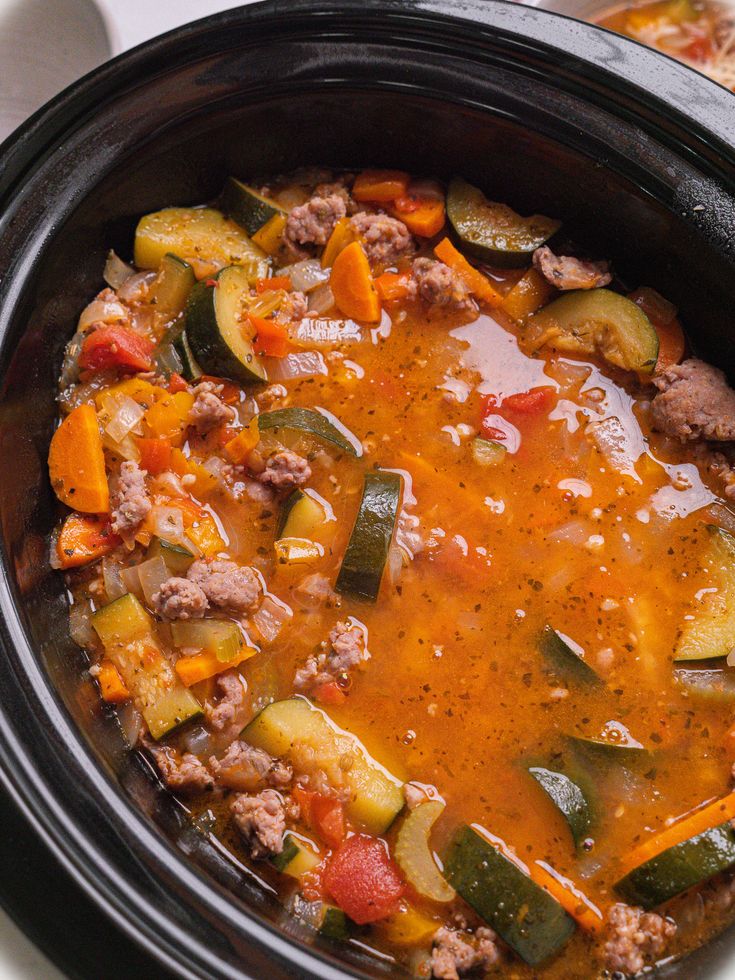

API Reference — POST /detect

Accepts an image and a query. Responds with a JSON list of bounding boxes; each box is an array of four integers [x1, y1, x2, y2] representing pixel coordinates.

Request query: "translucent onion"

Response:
[[183, 725, 213, 757], [154, 342, 184, 378], [118, 270, 156, 303], [68, 600, 96, 648], [247, 289, 286, 318], [103, 249, 135, 290], [252, 595, 293, 643], [290, 316, 361, 348], [385, 545, 405, 586], [277, 259, 329, 293], [101, 431, 141, 462], [59, 330, 85, 388], [102, 558, 127, 602], [104, 394, 145, 444], [137, 556, 171, 605], [117, 702, 143, 747], [78, 295, 128, 332], [148, 506, 185, 545], [120, 564, 143, 598], [264, 351, 327, 382], [306, 284, 336, 316]]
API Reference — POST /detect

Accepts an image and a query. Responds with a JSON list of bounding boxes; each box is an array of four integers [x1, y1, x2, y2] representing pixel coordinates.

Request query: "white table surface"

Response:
[[0, 4, 250, 975]]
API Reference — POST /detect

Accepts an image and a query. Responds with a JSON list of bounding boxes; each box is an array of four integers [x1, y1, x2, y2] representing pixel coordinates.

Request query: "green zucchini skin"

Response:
[[674, 525, 735, 661], [446, 177, 560, 268], [528, 766, 593, 849], [318, 905, 350, 941], [443, 825, 575, 965], [336, 471, 402, 602], [258, 407, 359, 456], [539, 626, 603, 688], [615, 822, 735, 908], [185, 266, 267, 385], [222, 177, 285, 236], [277, 489, 306, 539], [172, 327, 203, 382]]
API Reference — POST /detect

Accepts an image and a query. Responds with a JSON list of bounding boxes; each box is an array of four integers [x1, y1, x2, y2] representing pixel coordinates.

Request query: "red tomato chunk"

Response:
[[323, 834, 404, 924], [79, 326, 153, 373]]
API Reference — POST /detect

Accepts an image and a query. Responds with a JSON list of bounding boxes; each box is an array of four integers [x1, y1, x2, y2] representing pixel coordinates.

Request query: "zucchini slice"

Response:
[[243, 697, 404, 834], [674, 525, 735, 661], [222, 177, 286, 236], [291, 896, 350, 941], [185, 266, 267, 384], [258, 407, 359, 456], [277, 489, 327, 539], [336, 470, 402, 602], [568, 726, 648, 768], [150, 253, 196, 320], [270, 832, 321, 877], [539, 626, 603, 688], [91, 594, 202, 739], [170, 619, 244, 662], [525, 289, 659, 375], [443, 825, 575, 965], [134, 207, 269, 281], [615, 822, 735, 909], [171, 328, 203, 382], [146, 537, 195, 576], [528, 766, 593, 849], [447, 177, 560, 268]]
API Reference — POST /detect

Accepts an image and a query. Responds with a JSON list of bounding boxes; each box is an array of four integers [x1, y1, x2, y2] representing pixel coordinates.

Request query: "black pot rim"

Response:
[[1, 2, 734, 978]]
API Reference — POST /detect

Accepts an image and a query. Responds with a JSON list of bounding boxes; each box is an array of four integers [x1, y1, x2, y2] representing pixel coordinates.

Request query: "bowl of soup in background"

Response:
[[2, 1, 735, 976]]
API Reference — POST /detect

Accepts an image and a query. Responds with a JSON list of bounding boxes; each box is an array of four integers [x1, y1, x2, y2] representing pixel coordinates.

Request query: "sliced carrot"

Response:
[[618, 792, 735, 878], [375, 271, 413, 303], [224, 417, 261, 465], [352, 169, 411, 203], [256, 275, 292, 294], [48, 404, 109, 513], [434, 238, 502, 307], [56, 513, 120, 569], [97, 659, 130, 703], [501, 267, 555, 321], [390, 194, 446, 238], [330, 241, 381, 323], [136, 437, 173, 476], [249, 314, 291, 357], [167, 372, 189, 394], [531, 862, 603, 933], [321, 216, 359, 269], [175, 645, 256, 686]]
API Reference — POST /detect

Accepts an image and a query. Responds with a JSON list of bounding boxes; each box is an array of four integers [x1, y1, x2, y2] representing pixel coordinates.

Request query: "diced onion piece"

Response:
[[103, 394, 145, 444], [252, 595, 293, 643], [290, 316, 361, 347], [248, 289, 287, 318], [386, 545, 405, 586], [68, 600, 97, 648], [117, 270, 156, 302], [78, 295, 128, 332], [116, 702, 144, 747], [264, 351, 327, 382], [154, 342, 184, 377], [183, 725, 213, 756], [103, 250, 135, 290], [472, 437, 506, 467], [306, 284, 336, 317], [274, 537, 323, 565], [137, 556, 171, 606], [59, 330, 86, 388], [102, 558, 127, 602], [395, 800, 455, 903], [101, 431, 141, 462], [148, 505, 185, 546], [277, 259, 329, 293], [120, 564, 143, 598]]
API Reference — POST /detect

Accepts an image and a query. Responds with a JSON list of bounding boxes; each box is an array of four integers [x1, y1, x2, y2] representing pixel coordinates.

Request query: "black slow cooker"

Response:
[[1, 2, 735, 976]]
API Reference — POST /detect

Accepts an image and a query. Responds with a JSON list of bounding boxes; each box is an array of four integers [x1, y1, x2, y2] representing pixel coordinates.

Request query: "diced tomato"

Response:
[[323, 835, 404, 924], [199, 375, 240, 405], [249, 314, 291, 358], [168, 372, 189, 393], [501, 387, 555, 414], [683, 35, 713, 63], [313, 680, 347, 706], [256, 275, 292, 293], [293, 788, 347, 849], [79, 326, 153, 373], [481, 424, 507, 442], [136, 437, 172, 475]]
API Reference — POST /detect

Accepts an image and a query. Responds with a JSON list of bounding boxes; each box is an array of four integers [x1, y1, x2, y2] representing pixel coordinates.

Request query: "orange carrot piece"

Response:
[[619, 792, 735, 878], [48, 404, 109, 513], [56, 513, 120, 569], [375, 271, 413, 303], [434, 238, 503, 307], [224, 417, 260, 465], [531, 862, 603, 933], [501, 268, 555, 321], [322, 217, 359, 269], [391, 197, 446, 238], [256, 275, 293, 293], [313, 680, 347, 706], [175, 645, 256, 686], [352, 169, 411, 203], [249, 314, 291, 358], [136, 437, 173, 476], [97, 660, 130, 703], [167, 372, 189, 394], [330, 241, 381, 323]]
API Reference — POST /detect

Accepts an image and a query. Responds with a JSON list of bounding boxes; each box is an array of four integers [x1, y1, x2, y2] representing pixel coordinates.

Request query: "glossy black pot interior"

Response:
[[1, 2, 735, 977]]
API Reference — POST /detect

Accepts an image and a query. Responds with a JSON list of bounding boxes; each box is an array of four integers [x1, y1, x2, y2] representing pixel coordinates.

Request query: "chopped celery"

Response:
[[471, 437, 506, 466]]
